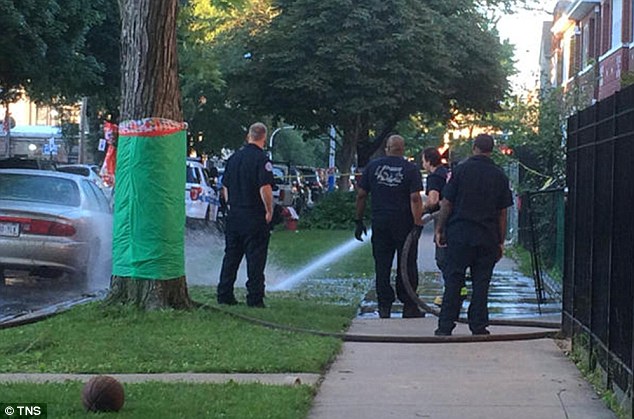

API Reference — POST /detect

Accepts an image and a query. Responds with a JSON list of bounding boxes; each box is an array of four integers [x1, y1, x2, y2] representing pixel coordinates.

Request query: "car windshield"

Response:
[[272, 167, 287, 184], [0, 173, 81, 207], [297, 168, 317, 180]]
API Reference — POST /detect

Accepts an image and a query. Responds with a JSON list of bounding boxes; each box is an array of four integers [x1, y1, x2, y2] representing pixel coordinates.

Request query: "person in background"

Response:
[[422, 147, 464, 306], [422, 147, 449, 271], [217, 122, 275, 308], [354, 134, 425, 319], [433, 134, 513, 335]]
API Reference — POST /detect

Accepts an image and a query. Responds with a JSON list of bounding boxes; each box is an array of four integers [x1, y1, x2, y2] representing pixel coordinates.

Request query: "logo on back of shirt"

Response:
[[374, 165, 404, 187]]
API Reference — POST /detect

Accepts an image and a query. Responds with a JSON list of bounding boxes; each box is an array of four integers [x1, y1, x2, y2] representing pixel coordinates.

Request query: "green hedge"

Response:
[[299, 191, 371, 230]]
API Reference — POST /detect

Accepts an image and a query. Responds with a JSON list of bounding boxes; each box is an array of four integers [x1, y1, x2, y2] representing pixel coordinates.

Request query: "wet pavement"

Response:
[[0, 271, 105, 323], [357, 226, 562, 320], [358, 270, 562, 319], [0, 225, 218, 322]]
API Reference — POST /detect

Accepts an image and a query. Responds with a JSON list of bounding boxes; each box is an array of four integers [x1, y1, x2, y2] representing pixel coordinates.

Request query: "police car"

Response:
[[186, 158, 220, 224]]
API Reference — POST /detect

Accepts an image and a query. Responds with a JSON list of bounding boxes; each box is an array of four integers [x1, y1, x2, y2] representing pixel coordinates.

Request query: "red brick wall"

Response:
[[598, 48, 628, 99]]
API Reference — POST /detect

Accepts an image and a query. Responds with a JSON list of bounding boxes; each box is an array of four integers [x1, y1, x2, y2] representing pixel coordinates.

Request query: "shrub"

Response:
[[299, 190, 371, 230]]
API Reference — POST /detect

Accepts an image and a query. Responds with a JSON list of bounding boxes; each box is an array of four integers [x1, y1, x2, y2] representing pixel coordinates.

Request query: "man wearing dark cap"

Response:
[[433, 134, 514, 336]]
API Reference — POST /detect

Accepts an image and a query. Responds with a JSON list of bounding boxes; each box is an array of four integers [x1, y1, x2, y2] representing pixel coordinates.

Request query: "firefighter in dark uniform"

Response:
[[434, 134, 514, 335], [217, 122, 275, 308], [422, 147, 449, 271], [355, 134, 425, 319]]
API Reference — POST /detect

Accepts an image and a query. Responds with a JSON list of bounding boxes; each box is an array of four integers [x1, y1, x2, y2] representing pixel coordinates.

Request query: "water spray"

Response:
[[268, 232, 370, 291]]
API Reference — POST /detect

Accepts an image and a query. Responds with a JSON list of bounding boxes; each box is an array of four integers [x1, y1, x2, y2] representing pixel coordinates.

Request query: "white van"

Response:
[[185, 159, 220, 224]]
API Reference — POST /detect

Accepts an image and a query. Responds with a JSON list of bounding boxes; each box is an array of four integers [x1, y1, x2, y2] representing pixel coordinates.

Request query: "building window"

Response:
[[611, 0, 622, 49], [581, 22, 591, 68], [563, 35, 571, 81], [35, 106, 49, 126]]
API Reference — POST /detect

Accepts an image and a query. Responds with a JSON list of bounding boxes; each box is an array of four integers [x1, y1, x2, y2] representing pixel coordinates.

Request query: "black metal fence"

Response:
[[517, 189, 565, 301], [565, 83, 634, 406]]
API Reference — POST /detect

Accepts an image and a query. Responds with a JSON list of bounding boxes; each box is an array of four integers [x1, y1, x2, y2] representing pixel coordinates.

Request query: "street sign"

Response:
[[43, 144, 58, 155]]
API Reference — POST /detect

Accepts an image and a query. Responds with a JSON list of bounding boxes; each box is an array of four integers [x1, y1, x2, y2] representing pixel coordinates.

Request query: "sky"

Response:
[[497, 1, 558, 92]]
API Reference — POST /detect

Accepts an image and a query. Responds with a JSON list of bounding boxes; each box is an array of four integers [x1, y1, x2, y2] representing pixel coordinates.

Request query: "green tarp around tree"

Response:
[[112, 118, 187, 279]]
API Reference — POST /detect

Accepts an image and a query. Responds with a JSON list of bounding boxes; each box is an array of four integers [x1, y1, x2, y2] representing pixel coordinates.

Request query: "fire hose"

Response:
[[394, 214, 561, 342], [1, 218, 561, 343]]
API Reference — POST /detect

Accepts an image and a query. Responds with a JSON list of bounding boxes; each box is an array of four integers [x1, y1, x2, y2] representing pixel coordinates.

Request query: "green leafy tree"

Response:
[[485, 86, 575, 193], [270, 129, 326, 167], [1, 0, 120, 163], [179, 0, 274, 155], [0, 0, 117, 105], [227, 0, 513, 187]]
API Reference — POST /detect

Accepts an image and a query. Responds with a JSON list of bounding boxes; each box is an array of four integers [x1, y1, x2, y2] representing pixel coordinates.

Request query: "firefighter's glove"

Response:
[[354, 219, 367, 242]]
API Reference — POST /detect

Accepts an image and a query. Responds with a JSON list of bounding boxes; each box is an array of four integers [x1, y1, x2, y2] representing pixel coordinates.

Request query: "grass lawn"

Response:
[[0, 381, 314, 419], [0, 288, 359, 374], [0, 229, 374, 418]]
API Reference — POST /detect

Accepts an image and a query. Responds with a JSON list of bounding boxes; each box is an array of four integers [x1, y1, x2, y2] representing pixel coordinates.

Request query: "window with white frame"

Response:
[[562, 35, 571, 81]]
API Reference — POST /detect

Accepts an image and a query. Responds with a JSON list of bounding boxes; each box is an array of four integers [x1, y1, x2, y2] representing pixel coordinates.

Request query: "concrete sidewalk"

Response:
[[308, 316, 616, 419]]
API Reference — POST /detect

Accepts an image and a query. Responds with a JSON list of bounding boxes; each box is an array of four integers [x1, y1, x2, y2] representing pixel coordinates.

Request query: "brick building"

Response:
[[545, 0, 634, 102]]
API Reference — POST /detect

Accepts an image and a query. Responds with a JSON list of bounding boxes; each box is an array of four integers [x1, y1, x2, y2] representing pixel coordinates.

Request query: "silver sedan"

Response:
[[0, 169, 113, 288]]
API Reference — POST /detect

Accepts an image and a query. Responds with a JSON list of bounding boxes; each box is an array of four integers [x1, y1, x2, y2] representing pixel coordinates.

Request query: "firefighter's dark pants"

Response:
[[217, 210, 270, 306], [371, 219, 418, 309], [438, 242, 498, 333]]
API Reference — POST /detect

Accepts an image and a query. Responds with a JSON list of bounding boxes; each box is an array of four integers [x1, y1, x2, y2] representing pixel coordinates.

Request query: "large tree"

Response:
[[226, 0, 513, 186], [107, 0, 192, 310]]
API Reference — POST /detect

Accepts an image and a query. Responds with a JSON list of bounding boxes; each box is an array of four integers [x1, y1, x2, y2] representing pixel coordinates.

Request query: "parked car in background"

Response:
[[272, 162, 313, 214], [57, 164, 113, 202], [295, 165, 324, 204], [0, 157, 57, 170], [186, 158, 221, 228], [0, 169, 113, 288], [271, 162, 296, 207]]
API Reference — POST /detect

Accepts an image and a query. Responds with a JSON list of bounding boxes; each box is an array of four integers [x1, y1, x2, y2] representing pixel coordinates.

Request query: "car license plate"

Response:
[[0, 222, 20, 237]]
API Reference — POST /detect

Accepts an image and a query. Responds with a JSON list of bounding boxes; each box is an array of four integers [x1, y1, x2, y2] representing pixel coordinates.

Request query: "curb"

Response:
[[0, 373, 321, 387]]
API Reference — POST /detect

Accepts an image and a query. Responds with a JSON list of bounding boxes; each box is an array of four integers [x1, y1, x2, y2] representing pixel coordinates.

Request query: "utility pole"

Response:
[[3, 103, 11, 158], [268, 125, 294, 160], [328, 125, 336, 191], [78, 97, 88, 163]]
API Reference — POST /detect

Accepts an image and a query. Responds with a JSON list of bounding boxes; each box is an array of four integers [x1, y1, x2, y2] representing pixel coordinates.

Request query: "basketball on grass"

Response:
[[81, 375, 125, 412]]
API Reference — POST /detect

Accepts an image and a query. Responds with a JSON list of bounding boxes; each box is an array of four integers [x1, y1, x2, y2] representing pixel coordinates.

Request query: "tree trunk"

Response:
[[119, 0, 182, 120], [356, 120, 397, 169], [109, 0, 192, 310], [336, 115, 397, 190], [337, 115, 369, 190]]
